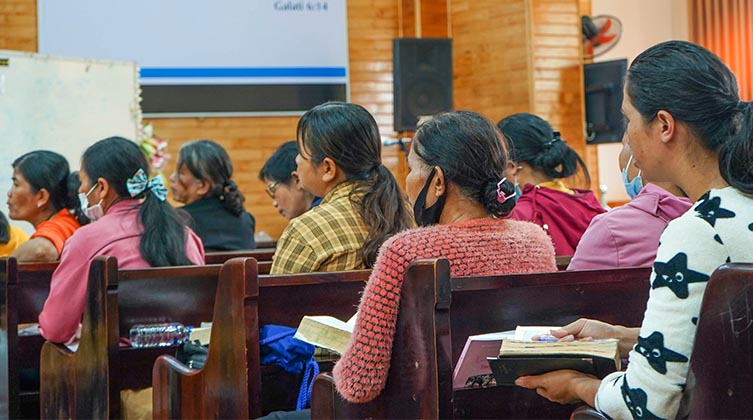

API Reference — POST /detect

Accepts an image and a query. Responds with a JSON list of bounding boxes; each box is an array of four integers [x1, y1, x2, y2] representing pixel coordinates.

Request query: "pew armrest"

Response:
[[311, 373, 337, 420], [570, 405, 609, 420], [39, 341, 77, 419], [152, 354, 202, 419]]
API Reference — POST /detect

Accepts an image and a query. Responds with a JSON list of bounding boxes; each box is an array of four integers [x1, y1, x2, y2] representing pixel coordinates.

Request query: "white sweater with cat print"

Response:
[[595, 187, 753, 419]]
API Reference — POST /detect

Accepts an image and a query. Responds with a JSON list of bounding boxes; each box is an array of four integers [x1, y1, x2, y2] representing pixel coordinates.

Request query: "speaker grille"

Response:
[[393, 38, 453, 132]]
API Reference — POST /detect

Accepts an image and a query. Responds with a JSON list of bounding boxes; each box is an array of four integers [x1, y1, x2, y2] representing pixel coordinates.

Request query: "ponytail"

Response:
[[531, 136, 592, 185], [354, 165, 413, 267], [138, 191, 192, 267], [221, 180, 246, 216], [719, 102, 753, 194]]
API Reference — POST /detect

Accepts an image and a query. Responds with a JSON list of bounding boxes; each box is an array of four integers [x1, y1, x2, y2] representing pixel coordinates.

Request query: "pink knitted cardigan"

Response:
[[332, 217, 556, 403]]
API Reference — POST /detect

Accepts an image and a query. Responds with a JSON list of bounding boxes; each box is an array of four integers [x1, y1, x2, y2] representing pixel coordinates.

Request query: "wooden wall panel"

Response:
[[531, 0, 597, 190], [451, 0, 533, 120], [1, 0, 402, 240], [0, 0, 36, 51]]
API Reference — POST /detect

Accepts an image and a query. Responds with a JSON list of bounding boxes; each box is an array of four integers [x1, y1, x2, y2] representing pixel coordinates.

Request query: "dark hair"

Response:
[[414, 111, 516, 218], [178, 139, 245, 216], [12, 150, 87, 224], [83, 136, 192, 267], [627, 40, 753, 193], [297, 102, 412, 267], [497, 113, 592, 185], [0, 211, 9, 244], [259, 141, 299, 184]]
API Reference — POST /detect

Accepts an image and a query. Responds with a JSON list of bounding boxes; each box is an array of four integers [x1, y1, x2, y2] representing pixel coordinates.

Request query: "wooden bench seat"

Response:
[[39, 256, 252, 419], [153, 268, 371, 419], [311, 260, 651, 419]]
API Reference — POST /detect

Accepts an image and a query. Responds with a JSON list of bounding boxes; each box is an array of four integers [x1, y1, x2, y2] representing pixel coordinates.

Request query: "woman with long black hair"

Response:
[[516, 41, 753, 419], [497, 113, 605, 256], [270, 102, 413, 274], [39, 136, 204, 344]]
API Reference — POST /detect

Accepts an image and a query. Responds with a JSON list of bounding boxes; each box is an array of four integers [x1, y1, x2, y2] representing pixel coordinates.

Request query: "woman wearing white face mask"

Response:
[[39, 137, 205, 344], [568, 135, 691, 270]]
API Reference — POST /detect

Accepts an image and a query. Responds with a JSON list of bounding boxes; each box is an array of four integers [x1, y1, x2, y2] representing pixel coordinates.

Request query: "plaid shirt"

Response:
[[270, 182, 368, 274]]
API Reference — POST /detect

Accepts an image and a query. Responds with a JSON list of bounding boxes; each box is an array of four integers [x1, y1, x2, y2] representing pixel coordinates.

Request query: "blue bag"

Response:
[[259, 325, 319, 410]]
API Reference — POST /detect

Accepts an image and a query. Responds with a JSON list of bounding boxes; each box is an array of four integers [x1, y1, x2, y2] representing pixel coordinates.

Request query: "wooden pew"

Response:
[[311, 260, 652, 419], [152, 258, 261, 419], [204, 248, 275, 274], [687, 263, 753, 419], [39, 256, 250, 419], [0, 257, 57, 419], [152, 269, 371, 419]]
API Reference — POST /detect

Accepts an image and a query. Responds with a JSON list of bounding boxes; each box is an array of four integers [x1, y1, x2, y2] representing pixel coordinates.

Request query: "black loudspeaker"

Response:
[[393, 38, 453, 132]]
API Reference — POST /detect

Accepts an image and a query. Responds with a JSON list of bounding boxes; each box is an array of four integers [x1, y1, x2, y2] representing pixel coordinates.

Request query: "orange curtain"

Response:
[[689, 0, 753, 100]]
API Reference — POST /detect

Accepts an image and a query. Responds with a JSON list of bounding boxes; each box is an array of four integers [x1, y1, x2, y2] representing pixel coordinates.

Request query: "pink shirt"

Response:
[[39, 199, 205, 343], [510, 184, 606, 256], [568, 184, 692, 270]]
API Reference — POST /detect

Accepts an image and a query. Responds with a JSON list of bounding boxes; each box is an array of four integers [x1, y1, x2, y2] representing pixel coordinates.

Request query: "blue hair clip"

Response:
[[126, 168, 167, 202]]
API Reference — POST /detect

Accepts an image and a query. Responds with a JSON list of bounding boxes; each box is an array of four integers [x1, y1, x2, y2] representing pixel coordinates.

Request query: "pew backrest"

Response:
[[204, 248, 275, 265], [259, 270, 370, 327], [152, 268, 371, 419], [40, 257, 229, 419], [312, 262, 653, 419], [688, 263, 753, 419]]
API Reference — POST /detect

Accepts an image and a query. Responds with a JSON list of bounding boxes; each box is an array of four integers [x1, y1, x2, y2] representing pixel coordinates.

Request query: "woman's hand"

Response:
[[515, 370, 600, 406], [543, 318, 639, 358], [550, 318, 618, 342]]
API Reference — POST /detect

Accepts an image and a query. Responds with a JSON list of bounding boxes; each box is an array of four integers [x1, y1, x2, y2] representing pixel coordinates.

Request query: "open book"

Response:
[[293, 314, 356, 355], [453, 330, 515, 389], [488, 326, 620, 386]]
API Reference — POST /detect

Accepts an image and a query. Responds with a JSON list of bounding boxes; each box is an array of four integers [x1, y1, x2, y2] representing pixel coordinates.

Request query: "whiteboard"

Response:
[[0, 50, 140, 231], [37, 0, 349, 116]]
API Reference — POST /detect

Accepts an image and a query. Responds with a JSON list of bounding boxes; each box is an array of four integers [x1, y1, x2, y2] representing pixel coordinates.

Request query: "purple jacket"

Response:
[[567, 184, 692, 270]]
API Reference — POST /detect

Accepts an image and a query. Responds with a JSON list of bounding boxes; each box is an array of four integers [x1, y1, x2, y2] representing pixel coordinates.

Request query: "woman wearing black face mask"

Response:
[[330, 111, 557, 404]]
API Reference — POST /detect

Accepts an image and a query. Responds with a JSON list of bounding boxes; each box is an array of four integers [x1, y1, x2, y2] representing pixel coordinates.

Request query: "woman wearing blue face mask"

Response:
[[568, 134, 691, 270], [39, 137, 205, 344]]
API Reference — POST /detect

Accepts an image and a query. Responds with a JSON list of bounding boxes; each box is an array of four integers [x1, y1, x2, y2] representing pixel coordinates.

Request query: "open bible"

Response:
[[487, 326, 620, 386], [293, 314, 357, 355]]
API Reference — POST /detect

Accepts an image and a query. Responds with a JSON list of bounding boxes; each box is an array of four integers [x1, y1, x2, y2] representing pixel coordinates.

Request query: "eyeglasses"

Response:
[[265, 182, 279, 199]]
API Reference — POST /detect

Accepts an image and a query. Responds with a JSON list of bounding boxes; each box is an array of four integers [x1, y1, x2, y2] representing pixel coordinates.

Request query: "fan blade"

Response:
[[598, 19, 613, 35], [595, 33, 618, 45]]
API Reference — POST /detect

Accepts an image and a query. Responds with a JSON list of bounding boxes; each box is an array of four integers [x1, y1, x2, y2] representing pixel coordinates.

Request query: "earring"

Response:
[[36, 203, 41, 208]]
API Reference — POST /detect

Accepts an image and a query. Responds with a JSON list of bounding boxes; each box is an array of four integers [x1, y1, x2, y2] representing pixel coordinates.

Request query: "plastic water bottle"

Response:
[[129, 322, 190, 348]]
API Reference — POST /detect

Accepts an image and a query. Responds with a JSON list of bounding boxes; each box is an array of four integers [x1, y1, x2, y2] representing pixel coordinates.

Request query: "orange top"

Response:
[[31, 209, 80, 254], [0, 225, 30, 257]]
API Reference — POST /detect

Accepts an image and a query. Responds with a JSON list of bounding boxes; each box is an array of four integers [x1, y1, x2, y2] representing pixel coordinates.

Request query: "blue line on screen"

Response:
[[140, 67, 347, 78]]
